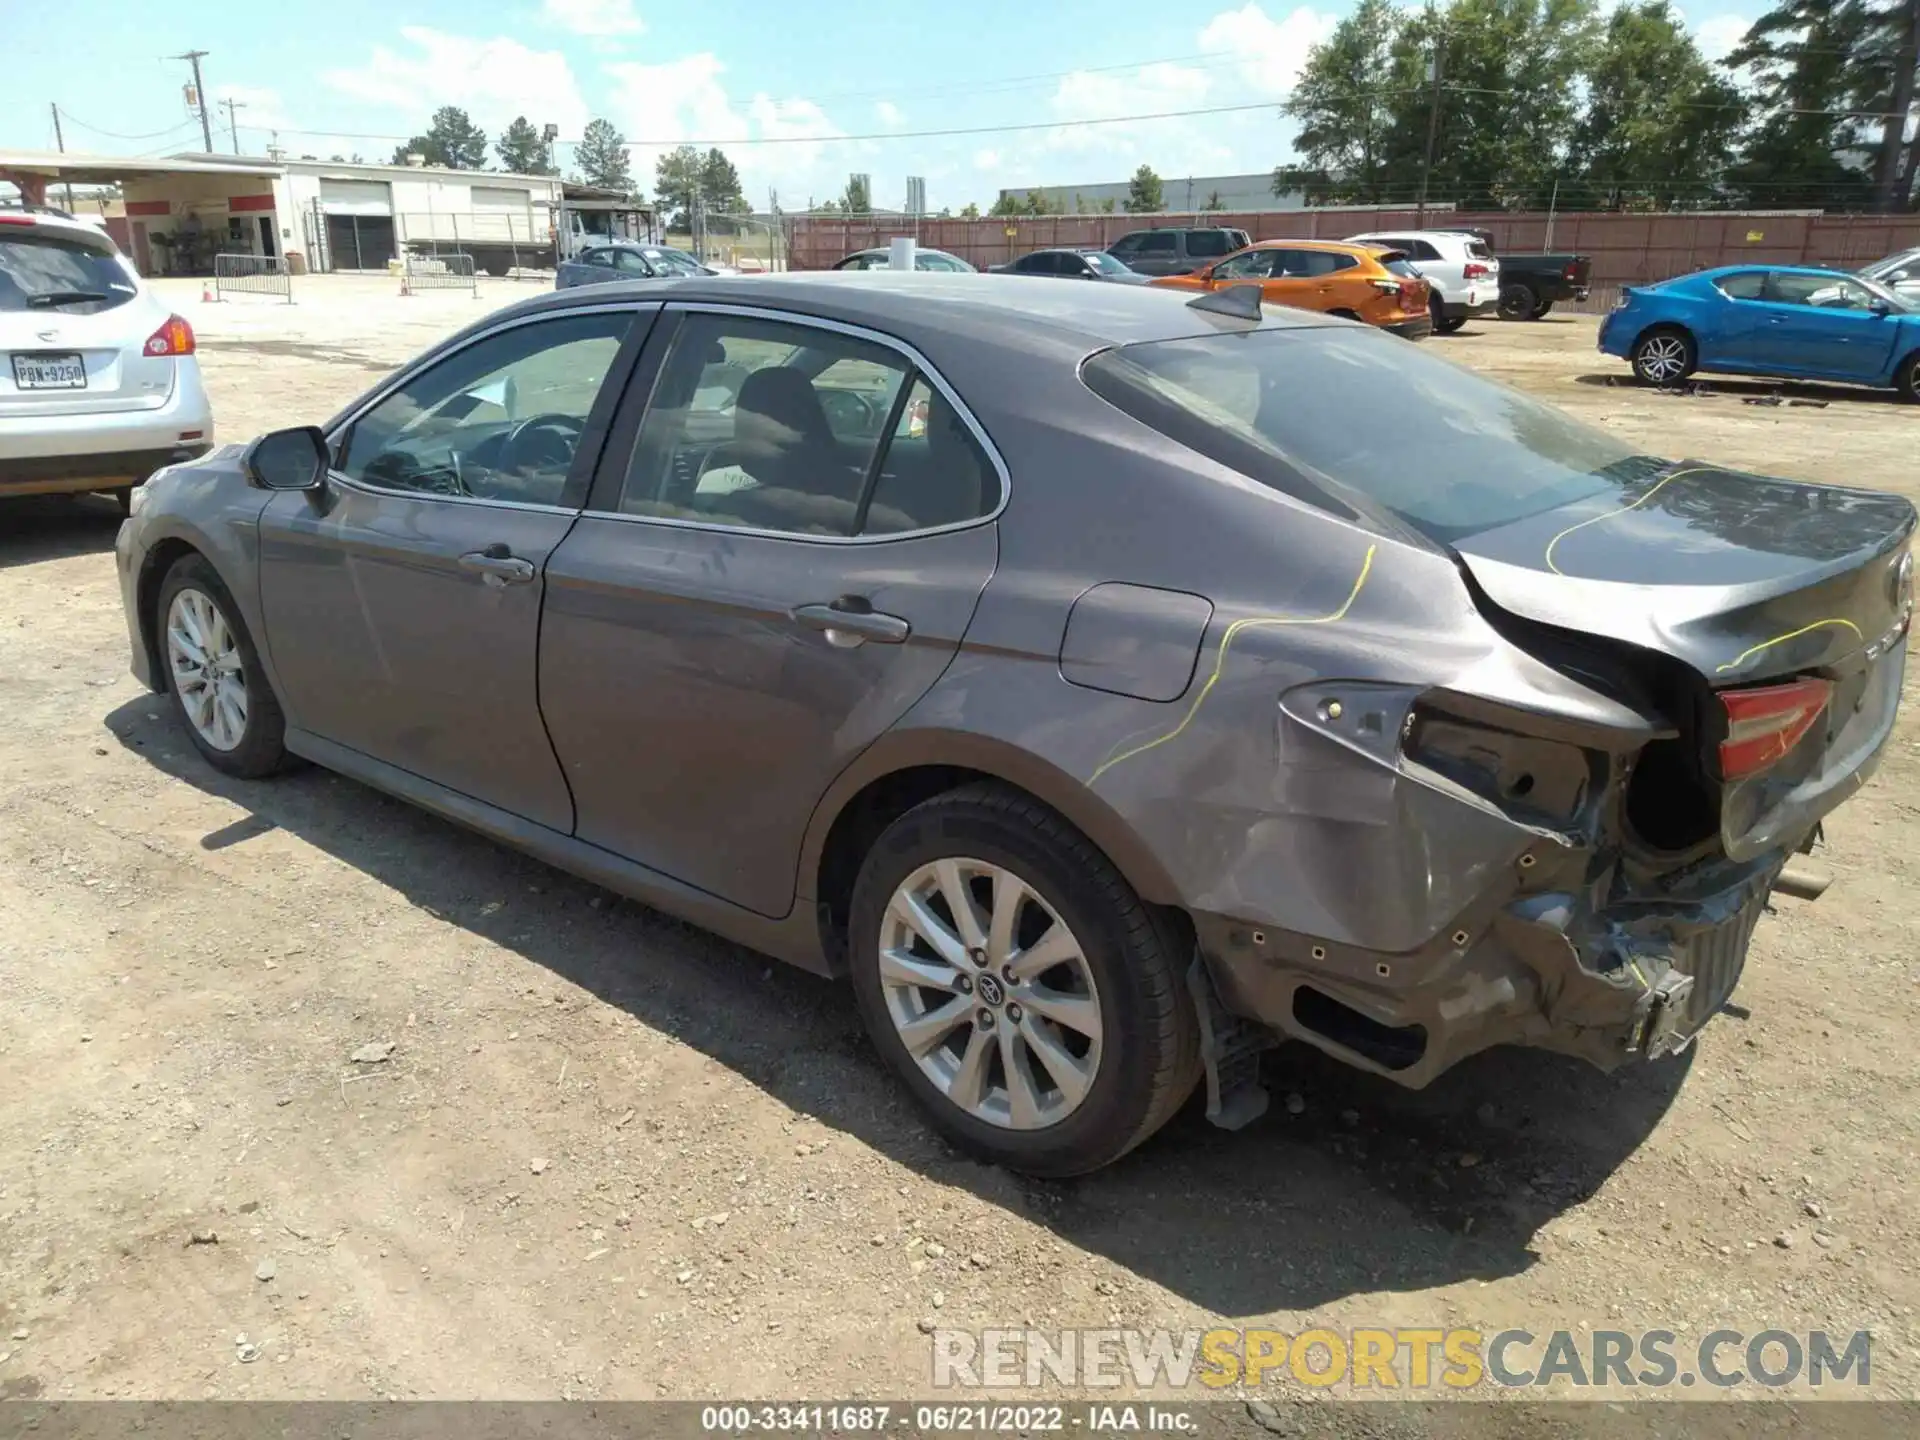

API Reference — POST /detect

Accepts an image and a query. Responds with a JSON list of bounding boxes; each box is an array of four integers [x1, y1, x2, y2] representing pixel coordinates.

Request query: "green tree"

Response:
[[1724, 0, 1880, 209], [1023, 188, 1055, 215], [423, 106, 487, 169], [988, 192, 1024, 217], [1098, 197, 1117, 214], [496, 115, 558, 176], [1200, 190, 1226, 211], [842, 174, 872, 213], [576, 117, 634, 193], [1861, 0, 1920, 209], [1567, 2, 1746, 207], [1279, 0, 1404, 204], [654, 144, 704, 224], [700, 148, 747, 215], [959, 201, 981, 218], [1125, 164, 1164, 212]]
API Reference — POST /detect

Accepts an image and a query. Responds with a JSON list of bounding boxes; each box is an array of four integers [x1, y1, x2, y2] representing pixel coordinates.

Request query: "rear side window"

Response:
[[1466, 240, 1495, 260], [1081, 327, 1643, 543], [1186, 231, 1232, 258], [1136, 233, 1178, 255], [0, 232, 138, 314], [1715, 271, 1767, 301]]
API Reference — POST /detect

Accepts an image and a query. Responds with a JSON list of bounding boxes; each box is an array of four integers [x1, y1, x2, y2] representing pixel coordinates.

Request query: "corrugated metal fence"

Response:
[[786, 209, 1920, 288]]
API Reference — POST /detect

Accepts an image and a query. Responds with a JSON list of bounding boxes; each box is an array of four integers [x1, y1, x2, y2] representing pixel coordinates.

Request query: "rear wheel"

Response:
[[848, 784, 1201, 1177], [1329, 308, 1361, 322], [1498, 282, 1539, 320], [1632, 326, 1696, 387], [1429, 291, 1466, 334], [1533, 299, 1555, 318], [156, 554, 291, 779], [1898, 351, 1920, 403]]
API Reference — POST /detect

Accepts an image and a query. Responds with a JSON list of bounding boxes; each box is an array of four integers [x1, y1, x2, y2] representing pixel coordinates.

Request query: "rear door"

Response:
[[538, 305, 1003, 918], [1126, 231, 1182, 276], [258, 302, 652, 831], [0, 222, 170, 419], [1261, 249, 1323, 311]]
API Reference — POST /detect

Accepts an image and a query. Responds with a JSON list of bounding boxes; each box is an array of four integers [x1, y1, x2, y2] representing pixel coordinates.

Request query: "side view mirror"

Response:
[[242, 426, 330, 491], [1869, 298, 1892, 316]]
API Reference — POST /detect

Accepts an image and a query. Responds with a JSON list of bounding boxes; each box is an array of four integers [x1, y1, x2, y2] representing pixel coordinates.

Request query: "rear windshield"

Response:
[[1081, 327, 1644, 542], [1466, 240, 1495, 260], [0, 232, 137, 314], [1375, 252, 1421, 278]]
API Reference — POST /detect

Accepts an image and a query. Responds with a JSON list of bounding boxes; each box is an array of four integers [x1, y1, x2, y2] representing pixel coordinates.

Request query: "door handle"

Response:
[[458, 547, 536, 587], [792, 598, 910, 648]]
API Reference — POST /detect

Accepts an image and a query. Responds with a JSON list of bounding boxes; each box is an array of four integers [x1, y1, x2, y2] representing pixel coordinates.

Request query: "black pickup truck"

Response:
[[1451, 229, 1593, 319]]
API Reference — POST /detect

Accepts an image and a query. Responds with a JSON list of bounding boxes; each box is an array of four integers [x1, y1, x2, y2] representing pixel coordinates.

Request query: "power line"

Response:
[[56, 109, 209, 142]]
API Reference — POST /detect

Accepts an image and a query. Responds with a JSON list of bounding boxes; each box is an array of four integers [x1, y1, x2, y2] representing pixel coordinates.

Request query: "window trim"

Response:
[[322, 300, 658, 515], [582, 300, 1011, 546]]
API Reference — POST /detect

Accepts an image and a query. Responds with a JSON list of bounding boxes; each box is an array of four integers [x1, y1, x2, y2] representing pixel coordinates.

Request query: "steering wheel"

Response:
[[497, 412, 587, 475]]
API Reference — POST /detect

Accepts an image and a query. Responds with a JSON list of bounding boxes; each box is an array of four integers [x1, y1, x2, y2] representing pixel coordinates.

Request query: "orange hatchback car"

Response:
[[1151, 239, 1433, 338]]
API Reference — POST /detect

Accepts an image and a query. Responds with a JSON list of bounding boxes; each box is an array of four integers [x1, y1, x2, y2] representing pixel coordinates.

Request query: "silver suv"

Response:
[[1, 205, 212, 511]]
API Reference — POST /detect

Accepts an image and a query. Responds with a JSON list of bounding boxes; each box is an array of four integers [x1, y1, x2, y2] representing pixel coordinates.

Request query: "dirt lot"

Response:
[[2, 278, 1918, 1404]]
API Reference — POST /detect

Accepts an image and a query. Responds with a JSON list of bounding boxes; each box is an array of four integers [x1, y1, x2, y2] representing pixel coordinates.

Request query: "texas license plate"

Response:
[[11, 353, 87, 389]]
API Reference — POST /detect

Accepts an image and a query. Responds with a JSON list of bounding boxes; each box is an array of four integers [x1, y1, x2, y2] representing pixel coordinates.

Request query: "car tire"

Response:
[[1533, 299, 1555, 319], [1329, 308, 1361, 322], [1498, 282, 1539, 320], [848, 783, 1201, 1177], [1632, 326, 1696, 387], [155, 553, 292, 779], [1897, 351, 1920, 404]]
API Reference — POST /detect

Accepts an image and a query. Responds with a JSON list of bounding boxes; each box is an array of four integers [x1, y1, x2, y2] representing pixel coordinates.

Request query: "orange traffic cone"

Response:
[[201, 283, 216, 303]]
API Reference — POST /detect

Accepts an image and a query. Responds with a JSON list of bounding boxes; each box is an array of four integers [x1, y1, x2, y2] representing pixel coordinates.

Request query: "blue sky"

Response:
[[7, 0, 1761, 212]]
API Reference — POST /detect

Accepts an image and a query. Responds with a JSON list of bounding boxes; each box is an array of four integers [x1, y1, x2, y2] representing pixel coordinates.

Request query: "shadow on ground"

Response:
[[108, 695, 1692, 1318], [0, 495, 123, 570], [1573, 372, 1901, 406]]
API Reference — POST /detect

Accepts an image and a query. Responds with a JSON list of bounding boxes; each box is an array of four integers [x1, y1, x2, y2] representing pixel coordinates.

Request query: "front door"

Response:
[[1750, 271, 1901, 381], [539, 307, 1002, 918], [258, 305, 649, 831]]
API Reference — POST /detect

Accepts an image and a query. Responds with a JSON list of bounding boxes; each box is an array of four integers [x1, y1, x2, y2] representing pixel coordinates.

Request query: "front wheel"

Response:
[[1632, 327, 1696, 387], [848, 784, 1200, 1177], [1498, 283, 1539, 320], [1897, 351, 1920, 403], [157, 554, 292, 778]]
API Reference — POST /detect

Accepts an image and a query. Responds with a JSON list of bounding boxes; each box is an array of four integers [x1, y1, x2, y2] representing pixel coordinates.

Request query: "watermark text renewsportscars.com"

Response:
[[930, 1327, 1873, 1391]]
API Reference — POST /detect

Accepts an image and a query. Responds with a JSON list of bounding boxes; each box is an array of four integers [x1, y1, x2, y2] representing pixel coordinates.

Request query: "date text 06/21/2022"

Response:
[[700, 1404, 1196, 1432]]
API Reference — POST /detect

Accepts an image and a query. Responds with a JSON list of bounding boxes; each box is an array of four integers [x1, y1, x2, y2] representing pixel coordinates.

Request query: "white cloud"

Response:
[[211, 84, 291, 143], [876, 100, 904, 126], [973, 148, 1002, 171], [542, 0, 645, 37], [321, 27, 589, 137], [1692, 14, 1751, 63], [1197, 4, 1339, 95]]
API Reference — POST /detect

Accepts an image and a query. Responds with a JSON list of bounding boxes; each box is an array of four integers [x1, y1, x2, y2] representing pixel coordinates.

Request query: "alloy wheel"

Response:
[[877, 858, 1103, 1130], [1637, 335, 1689, 384], [166, 587, 249, 752]]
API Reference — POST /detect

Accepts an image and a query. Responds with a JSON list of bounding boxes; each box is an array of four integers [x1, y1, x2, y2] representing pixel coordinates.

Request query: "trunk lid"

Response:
[[1449, 461, 1914, 685], [0, 223, 174, 417]]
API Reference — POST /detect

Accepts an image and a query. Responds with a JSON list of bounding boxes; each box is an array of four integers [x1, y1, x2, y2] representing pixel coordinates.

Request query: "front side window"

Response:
[[1084, 251, 1130, 276], [1213, 250, 1274, 280], [1083, 326, 1649, 543], [582, 249, 616, 269], [616, 314, 995, 537], [339, 311, 633, 506], [612, 249, 653, 275], [1767, 272, 1879, 310]]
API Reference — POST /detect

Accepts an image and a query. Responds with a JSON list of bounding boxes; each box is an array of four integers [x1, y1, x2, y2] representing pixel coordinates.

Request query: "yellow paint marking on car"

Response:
[[1714, 618, 1865, 675], [1542, 466, 1717, 577], [1089, 544, 1377, 786]]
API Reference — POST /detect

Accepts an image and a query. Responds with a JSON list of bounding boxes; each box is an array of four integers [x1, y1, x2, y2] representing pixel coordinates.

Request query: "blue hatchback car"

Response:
[[1599, 264, 1920, 401]]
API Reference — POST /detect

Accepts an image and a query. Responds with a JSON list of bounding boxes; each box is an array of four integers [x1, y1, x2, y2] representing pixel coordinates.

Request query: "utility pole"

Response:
[[1416, 37, 1444, 227], [221, 97, 246, 154], [49, 104, 75, 210], [171, 50, 214, 153]]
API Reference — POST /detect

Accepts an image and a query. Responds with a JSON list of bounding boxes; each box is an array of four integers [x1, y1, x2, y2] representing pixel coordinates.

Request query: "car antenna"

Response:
[[1186, 284, 1265, 321]]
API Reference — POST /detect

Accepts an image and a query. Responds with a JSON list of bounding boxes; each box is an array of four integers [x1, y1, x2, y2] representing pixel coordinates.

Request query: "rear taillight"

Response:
[[144, 315, 195, 357], [1463, 261, 1490, 280], [1565, 262, 1580, 280], [1370, 277, 1402, 292], [1719, 678, 1831, 780]]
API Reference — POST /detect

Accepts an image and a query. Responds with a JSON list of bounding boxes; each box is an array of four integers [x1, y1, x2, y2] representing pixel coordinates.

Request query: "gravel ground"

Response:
[[1, 279, 1916, 1406]]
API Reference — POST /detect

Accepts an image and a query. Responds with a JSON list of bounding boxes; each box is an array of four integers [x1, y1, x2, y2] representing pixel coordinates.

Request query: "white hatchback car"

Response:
[[1344, 229, 1500, 333], [1, 205, 212, 511]]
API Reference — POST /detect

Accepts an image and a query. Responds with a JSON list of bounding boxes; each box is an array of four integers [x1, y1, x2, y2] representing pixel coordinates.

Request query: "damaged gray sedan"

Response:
[[115, 274, 1914, 1176]]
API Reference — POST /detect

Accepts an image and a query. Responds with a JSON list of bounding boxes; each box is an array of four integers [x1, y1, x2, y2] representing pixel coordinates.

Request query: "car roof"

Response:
[[1243, 238, 1384, 255], [0, 206, 117, 247], [849, 246, 962, 258], [1695, 263, 1855, 278], [495, 270, 1339, 350]]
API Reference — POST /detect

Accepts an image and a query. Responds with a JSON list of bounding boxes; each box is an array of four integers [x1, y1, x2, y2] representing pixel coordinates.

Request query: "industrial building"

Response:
[[997, 171, 1306, 214], [1, 148, 645, 276]]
